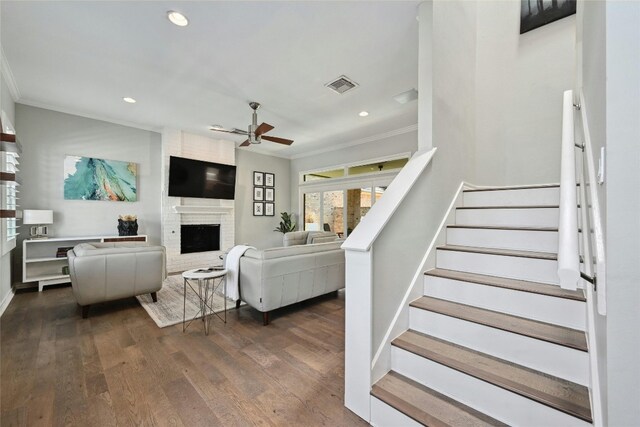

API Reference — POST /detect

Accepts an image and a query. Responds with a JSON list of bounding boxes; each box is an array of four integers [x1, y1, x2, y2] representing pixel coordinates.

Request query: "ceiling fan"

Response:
[[210, 102, 294, 147]]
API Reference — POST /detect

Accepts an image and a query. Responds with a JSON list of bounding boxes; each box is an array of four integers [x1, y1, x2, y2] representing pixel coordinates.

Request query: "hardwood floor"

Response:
[[1, 286, 365, 427]]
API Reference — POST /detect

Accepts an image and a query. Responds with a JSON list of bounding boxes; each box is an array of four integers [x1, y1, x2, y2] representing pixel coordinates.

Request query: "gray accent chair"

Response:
[[67, 242, 166, 318], [237, 241, 345, 325]]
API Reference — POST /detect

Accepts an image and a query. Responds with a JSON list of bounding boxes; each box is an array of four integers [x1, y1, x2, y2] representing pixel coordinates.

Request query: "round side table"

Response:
[[181, 267, 227, 335]]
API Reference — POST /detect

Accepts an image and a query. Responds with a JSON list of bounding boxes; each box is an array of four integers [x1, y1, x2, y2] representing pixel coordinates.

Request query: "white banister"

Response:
[[342, 148, 437, 252], [343, 147, 437, 421], [558, 90, 581, 290], [578, 90, 607, 315]]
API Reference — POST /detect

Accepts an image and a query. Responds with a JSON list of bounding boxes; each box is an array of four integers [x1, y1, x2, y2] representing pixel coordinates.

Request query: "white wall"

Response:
[[602, 2, 640, 424], [579, 1, 640, 424], [432, 0, 477, 183], [235, 149, 291, 249], [14, 104, 162, 280], [474, 2, 575, 186], [580, 0, 606, 228], [290, 129, 418, 216], [1, 73, 15, 128]]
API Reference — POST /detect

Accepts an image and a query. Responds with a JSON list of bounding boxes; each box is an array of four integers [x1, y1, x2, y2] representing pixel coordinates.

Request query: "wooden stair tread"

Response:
[[372, 371, 508, 427], [447, 224, 558, 232], [425, 268, 585, 301], [393, 331, 592, 423], [457, 205, 559, 210], [463, 184, 560, 192], [410, 296, 587, 351], [438, 245, 557, 261]]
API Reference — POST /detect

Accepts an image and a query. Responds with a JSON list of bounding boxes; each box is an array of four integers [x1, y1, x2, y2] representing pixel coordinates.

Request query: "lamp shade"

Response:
[[23, 210, 53, 225]]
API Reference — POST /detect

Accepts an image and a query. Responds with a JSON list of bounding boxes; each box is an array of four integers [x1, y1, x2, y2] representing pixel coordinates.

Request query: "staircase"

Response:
[[370, 184, 592, 426]]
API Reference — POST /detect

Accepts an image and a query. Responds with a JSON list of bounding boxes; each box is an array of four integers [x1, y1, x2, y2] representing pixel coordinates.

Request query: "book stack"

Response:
[[56, 247, 74, 258]]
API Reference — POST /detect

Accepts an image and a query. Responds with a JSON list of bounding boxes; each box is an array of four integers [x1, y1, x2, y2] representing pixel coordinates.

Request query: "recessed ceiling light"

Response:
[[167, 10, 189, 27], [393, 88, 419, 104], [123, 97, 136, 104], [359, 111, 369, 117]]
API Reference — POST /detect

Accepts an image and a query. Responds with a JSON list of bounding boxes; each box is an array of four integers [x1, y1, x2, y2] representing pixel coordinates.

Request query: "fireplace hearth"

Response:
[[181, 224, 220, 254]]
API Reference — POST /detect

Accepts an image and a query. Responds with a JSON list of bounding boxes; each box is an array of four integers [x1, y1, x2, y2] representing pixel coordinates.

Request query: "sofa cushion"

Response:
[[283, 231, 309, 247], [307, 231, 338, 244], [243, 241, 342, 260], [73, 242, 157, 257]]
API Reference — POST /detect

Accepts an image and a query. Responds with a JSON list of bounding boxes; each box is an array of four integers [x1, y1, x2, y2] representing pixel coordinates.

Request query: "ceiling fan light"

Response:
[[167, 11, 189, 27]]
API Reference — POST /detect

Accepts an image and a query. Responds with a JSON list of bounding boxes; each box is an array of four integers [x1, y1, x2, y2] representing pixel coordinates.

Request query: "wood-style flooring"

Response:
[[1, 285, 365, 427]]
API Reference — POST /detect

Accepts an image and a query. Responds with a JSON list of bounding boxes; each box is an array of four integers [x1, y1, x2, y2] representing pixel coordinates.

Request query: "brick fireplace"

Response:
[[161, 130, 235, 273]]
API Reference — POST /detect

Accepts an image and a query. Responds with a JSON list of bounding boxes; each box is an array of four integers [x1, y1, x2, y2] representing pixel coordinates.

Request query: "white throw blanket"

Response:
[[224, 245, 255, 301]]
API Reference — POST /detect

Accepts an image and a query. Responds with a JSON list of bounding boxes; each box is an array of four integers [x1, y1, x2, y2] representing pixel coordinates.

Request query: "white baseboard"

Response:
[[0, 287, 15, 317]]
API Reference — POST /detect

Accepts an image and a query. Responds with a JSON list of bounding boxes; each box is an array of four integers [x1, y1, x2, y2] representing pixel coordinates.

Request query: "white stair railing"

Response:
[[572, 88, 607, 426], [558, 90, 581, 290], [342, 147, 437, 421], [577, 90, 607, 315]]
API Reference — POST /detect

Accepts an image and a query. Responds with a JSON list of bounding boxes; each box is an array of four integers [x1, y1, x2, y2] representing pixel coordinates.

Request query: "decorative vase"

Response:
[[117, 219, 138, 236]]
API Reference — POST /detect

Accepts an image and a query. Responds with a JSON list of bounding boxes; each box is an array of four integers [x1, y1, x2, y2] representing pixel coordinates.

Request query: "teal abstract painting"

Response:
[[64, 156, 137, 202]]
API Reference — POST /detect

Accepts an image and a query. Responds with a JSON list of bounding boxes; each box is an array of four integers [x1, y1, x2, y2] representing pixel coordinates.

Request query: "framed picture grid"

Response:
[[253, 171, 275, 216]]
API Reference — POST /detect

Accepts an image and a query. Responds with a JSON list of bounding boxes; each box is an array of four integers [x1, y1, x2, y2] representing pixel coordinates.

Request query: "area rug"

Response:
[[136, 274, 241, 328]]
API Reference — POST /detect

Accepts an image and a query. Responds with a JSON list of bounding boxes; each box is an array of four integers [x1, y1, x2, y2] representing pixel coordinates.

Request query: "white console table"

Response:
[[22, 235, 147, 291]]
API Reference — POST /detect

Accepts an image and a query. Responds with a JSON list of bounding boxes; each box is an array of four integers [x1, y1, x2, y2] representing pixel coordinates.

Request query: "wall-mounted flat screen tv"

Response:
[[168, 156, 236, 200]]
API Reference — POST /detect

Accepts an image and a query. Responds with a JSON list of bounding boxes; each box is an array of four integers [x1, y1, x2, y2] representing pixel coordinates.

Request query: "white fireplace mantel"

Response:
[[172, 205, 233, 214]]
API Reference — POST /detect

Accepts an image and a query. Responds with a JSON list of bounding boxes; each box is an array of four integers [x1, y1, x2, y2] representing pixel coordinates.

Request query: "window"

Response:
[[299, 154, 407, 237], [300, 153, 410, 184], [303, 168, 344, 182], [347, 158, 409, 176], [1, 148, 19, 254]]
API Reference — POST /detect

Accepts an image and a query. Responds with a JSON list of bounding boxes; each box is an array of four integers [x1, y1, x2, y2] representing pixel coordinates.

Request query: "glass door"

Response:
[[301, 180, 390, 238], [303, 192, 321, 231], [322, 190, 344, 237], [345, 188, 372, 237]]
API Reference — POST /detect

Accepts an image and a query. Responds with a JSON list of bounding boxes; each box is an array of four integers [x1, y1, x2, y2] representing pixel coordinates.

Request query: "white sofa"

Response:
[[237, 241, 344, 325], [68, 242, 166, 318]]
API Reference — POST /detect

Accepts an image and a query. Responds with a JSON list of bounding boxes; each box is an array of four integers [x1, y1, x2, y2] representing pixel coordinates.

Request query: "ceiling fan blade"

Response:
[[210, 126, 248, 135], [255, 122, 275, 137], [262, 135, 294, 145], [239, 139, 251, 147]]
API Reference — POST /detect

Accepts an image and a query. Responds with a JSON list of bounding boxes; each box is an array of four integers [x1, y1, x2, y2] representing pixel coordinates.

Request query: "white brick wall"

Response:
[[161, 130, 236, 273]]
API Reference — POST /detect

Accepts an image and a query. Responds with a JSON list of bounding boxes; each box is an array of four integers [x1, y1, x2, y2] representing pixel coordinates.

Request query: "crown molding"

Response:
[[289, 123, 418, 160], [17, 98, 163, 133], [0, 45, 21, 102]]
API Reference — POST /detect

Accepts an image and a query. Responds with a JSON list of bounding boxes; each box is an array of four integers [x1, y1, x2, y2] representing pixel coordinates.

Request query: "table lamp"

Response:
[[23, 209, 53, 239]]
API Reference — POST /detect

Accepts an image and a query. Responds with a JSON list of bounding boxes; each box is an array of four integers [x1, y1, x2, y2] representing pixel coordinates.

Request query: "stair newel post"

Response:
[[344, 248, 373, 421]]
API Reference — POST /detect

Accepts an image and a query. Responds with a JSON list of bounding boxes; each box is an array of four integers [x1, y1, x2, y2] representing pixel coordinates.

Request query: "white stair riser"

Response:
[[436, 249, 559, 285], [463, 187, 560, 207], [423, 276, 586, 330], [446, 227, 558, 253], [409, 308, 589, 386], [371, 397, 422, 427], [456, 208, 559, 228], [391, 348, 591, 427]]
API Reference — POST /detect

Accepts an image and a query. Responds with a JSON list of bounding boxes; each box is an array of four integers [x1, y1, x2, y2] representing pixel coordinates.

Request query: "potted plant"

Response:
[[274, 212, 297, 234]]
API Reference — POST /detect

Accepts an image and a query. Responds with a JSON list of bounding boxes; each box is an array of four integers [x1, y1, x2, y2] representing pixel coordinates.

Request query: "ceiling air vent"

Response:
[[325, 75, 359, 94]]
